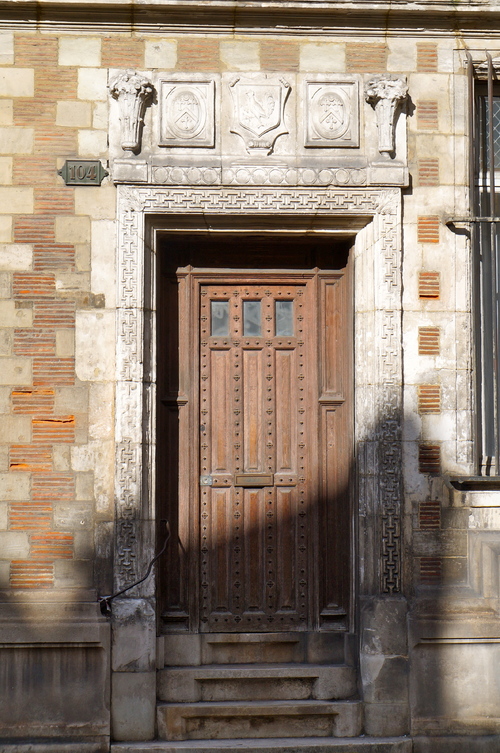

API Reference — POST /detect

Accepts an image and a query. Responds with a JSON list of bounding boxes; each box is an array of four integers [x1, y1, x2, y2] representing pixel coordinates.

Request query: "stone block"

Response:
[[78, 68, 108, 102], [71, 440, 114, 515], [111, 598, 156, 672], [0, 415, 31, 443], [53, 559, 93, 588], [0, 69, 34, 97], [0, 33, 13, 65], [92, 101, 109, 130], [0, 127, 33, 155], [88, 382, 114, 440], [75, 186, 116, 220], [220, 41, 260, 71], [0, 187, 33, 214], [0, 531, 29, 558], [0, 243, 32, 270], [0, 443, 8, 469], [0, 100, 13, 125], [414, 736, 500, 753], [111, 671, 156, 741], [0, 500, 7, 529], [0, 355, 31, 384], [75, 472, 94, 500], [91, 220, 116, 308], [145, 39, 177, 69], [54, 384, 89, 414], [387, 38, 417, 72], [0, 156, 12, 184], [52, 445, 71, 471], [59, 36, 101, 67], [53, 500, 93, 530], [0, 216, 11, 243], [364, 702, 410, 736], [0, 561, 8, 587], [56, 100, 92, 128], [361, 597, 408, 656], [360, 655, 409, 703], [78, 129, 108, 157], [75, 310, 115, 381], [300, 42, 345, 72], [163, 634, 202, 666], [56, 329, 75, 357]]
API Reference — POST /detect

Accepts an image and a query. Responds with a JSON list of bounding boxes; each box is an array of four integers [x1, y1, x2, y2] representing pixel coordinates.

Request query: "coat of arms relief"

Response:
[[229, 74, 291, 155]]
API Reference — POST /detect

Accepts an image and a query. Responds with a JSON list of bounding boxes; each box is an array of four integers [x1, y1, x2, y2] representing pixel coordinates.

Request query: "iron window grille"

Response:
[[467, 52, 500, 474]]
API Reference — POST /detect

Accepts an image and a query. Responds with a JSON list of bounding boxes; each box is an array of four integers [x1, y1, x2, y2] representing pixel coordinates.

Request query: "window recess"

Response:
[[465, 52, 500, 474]]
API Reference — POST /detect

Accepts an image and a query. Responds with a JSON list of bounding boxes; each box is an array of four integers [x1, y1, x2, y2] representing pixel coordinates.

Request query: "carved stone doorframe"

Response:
[[113, 184, 403, 614]]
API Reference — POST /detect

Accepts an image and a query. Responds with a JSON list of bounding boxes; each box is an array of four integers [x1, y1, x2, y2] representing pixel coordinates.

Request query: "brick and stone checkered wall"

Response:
[[0, 30, 472, 593]]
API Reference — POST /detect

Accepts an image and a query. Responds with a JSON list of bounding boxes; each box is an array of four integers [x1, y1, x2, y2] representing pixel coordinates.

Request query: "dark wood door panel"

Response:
[[157, 236, 353, 633]]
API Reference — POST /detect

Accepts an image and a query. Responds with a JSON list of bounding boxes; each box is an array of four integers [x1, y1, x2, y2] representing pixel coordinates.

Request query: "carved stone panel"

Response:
[[160, 79, 215, 147], [229, 74, 291, 155], [305, 80, 359, 148]]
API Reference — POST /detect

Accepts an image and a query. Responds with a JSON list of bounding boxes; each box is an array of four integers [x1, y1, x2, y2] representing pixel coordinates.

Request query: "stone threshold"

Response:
[[111, 737, 412, 753]]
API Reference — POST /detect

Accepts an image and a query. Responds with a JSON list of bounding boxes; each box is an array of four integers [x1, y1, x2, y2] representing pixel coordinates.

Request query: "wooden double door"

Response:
[[157, 236, 353, 633]]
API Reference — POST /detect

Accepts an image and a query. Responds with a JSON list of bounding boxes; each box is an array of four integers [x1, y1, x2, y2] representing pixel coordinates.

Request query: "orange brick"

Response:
[[13, 329, 56, 356], [13, 157, 57, 188], [12, 389, 55, 416], [13, 272, 56, 299], [346, 43, 387, 73], [14, 99, 56, 127], [15, 35, 58, 67], [419, 271, 440, 299], [10, 444, 52, 472], [418, 384, 441, 414], [420, 556, 442, 584], [35, 187, 75, 215], [35, 128, 77, 157], [419, 500, 441, 529], [34, 244, 75, 272], [418, 158, 439, 186], [177, 38, 220, 71], [33, 416, 75, 443], [260, 40, 300, 71], [33, 301, 75, 328], [102, 37, 144, 68], [10, 501, 52, 530], [14, 215, 55, 243], [33, 473, 74, 501], [417, 215, 440, 243], [35, 67, 77, 101], [417, 43, 438, 73], [417, 100, 438, 130], [33, 357, 75, 386], [418, 327, 440, 355], [418, 443, 441, 474], [31, 532, 73, 559], [10, 560, 54, 589]]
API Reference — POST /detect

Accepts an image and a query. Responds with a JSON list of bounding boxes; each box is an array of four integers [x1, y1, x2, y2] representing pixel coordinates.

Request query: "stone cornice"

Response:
[[0, 0, 499, 35]]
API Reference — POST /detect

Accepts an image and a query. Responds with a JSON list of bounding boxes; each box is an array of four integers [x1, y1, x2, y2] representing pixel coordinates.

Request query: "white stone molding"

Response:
[[365, 75, 408, 154], [159, 78, 215, 147], [109, 70, 154, 152], [115, 185, 403, 596], [305, 79, 359, 148], [229, 74, 291, 155]]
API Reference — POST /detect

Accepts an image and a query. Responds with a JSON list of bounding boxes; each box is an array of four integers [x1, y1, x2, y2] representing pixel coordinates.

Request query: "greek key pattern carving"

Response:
[[115, 185, 403, 594]]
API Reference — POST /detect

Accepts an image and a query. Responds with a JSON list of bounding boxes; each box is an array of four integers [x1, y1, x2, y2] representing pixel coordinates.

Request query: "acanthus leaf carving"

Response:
[[109, 70, 154, 153], [365, 75, 408, 154]]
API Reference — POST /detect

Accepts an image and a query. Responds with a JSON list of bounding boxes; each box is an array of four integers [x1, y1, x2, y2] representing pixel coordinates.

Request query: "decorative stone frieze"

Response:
[[109, 70, 154, 152], [229, 74, 291, 155], [364, 75, 408, 154]]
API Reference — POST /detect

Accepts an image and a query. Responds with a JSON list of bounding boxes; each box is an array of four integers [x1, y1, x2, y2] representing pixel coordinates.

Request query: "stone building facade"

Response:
[[1, 1, 500, 752]]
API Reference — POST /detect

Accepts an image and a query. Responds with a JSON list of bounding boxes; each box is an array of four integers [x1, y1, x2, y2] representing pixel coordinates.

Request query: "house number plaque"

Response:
[[58, 160, 109, 186]]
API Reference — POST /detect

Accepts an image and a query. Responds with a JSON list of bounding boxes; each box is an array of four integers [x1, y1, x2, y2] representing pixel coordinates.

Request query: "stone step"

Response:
[[111, 736, 412, 752], [157, 700, 363, 741], [158, 663, 357, 702], [161, 632, 352, 666]]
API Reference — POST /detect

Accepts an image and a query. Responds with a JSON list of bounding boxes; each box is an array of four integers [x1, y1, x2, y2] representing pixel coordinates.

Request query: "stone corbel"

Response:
[[365, 75, 408, 155], [109, 70, 154, 153]]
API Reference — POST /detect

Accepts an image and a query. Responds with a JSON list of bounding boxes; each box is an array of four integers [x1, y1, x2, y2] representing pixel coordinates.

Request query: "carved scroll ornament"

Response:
[[365, 75, 408, 154], [109, 70, 154, 152]]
